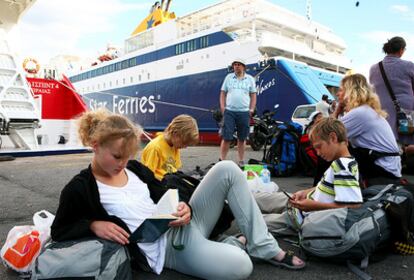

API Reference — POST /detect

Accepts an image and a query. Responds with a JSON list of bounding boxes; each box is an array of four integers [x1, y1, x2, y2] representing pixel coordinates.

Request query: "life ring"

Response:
[[23, 58, 40, 74]]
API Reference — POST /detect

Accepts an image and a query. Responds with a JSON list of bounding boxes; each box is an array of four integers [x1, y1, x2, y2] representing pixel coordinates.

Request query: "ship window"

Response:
[[116, 62, 122, 71], [116, 80, 119, 86], [130, 76, 133, 83], [122, 60, 129, 69], [97, 84, 100, 90], [109, 64, 114, 72], [123, 78, 126, 84], [147, 73, 150, 80], [139, 75, 141, 81], [109, 81, 112, 87], [129, 58, 137, 67], [103, 82, 106, 89]]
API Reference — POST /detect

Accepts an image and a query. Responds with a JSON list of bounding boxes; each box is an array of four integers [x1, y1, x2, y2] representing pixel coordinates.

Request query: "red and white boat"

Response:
[[0, 0, 88, 157]]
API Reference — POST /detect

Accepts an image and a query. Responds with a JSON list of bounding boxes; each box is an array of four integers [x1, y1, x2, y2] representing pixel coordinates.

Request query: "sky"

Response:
[[8, 0, 414, 75]]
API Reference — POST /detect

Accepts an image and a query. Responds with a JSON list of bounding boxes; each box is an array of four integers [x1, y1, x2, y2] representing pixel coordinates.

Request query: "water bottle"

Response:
[[260, 165, 271, 184]]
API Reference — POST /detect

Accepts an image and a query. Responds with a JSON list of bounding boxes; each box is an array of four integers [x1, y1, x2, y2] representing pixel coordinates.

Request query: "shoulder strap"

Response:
[[347, 259, 372, 280], [367, 184, 395, 201], [378, 62, 402, 112]]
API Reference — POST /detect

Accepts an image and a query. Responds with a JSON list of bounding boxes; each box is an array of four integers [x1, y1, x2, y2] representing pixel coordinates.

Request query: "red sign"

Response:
[[27, 76, 87, 120]]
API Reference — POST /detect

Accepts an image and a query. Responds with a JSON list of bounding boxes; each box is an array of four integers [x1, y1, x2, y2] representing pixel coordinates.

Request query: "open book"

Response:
[[129, 189, 179, 243]]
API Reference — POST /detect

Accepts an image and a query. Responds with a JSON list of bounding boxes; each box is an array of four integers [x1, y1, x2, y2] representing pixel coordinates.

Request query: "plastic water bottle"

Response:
[[260, 165, 271, 184]]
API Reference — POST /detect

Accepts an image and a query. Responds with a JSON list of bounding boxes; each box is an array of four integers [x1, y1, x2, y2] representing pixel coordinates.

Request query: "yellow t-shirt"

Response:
[[141, 133, 182, 181]]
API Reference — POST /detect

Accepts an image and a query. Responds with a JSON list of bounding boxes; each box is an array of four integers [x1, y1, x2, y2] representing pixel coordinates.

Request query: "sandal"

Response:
[[266, 251, 306, 270]]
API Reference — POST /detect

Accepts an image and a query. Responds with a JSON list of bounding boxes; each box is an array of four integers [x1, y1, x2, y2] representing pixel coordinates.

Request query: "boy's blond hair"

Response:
[[78, 108, 142, 158], [309, 117, 347, 143], [164, 114, 199, 145]]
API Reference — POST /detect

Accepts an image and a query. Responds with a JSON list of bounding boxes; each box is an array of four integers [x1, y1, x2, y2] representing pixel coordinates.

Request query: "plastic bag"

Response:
[[1, 210, 55, 275], [244, 171, 279, 193]]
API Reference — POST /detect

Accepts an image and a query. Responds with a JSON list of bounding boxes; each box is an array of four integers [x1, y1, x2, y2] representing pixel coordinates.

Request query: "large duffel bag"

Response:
[[31, 238, 132, 280]]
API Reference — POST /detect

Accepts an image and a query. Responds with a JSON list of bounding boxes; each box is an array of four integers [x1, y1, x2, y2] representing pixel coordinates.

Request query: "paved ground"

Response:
[[0, 146, 413, 280]]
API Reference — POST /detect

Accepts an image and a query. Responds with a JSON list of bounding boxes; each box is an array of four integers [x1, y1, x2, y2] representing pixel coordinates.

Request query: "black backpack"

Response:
[[373, 184, 414, 255]]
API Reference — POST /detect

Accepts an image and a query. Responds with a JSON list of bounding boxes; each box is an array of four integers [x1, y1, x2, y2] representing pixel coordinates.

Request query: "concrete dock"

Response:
[[1, 146, 413, 279]]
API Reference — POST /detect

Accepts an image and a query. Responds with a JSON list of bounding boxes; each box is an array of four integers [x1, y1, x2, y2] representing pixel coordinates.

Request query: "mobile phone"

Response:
[[280, 188, 293, 200]]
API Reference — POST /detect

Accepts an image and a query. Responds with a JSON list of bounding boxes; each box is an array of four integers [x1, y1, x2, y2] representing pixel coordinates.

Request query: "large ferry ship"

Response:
[[70, 0, 351, 143]]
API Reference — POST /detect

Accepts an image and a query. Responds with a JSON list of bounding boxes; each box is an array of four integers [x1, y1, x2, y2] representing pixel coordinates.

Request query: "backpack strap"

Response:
[[347, 259, 372, 280], [367, 184, 395, 201]]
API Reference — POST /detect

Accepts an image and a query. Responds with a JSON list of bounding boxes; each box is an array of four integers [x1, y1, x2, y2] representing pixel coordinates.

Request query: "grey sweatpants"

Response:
[[164, 161, 282, 279], [254, 192, 298, 236]]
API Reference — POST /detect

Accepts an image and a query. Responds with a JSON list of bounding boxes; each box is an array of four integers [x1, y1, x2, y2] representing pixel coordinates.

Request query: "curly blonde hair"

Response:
[[341, 74, 387, 118], [78, 109, 142, 157], [164, 114, 199, 146]]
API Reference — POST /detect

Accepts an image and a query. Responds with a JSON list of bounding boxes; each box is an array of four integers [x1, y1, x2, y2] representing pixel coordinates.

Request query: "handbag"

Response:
[[378, 61, 414, 135]]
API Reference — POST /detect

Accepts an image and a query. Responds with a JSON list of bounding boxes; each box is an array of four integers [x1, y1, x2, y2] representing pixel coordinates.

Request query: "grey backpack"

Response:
[[299, 185, 394, 280], [31, 238, 132, 280]]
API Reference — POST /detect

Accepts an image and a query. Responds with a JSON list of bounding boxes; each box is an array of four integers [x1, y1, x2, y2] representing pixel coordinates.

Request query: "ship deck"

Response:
[[0, 146, 413, 280]]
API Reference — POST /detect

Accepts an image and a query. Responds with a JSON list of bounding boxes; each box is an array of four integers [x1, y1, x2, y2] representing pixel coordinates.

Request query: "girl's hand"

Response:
[[169, 202, 191, 227], [90, 221, 130, 245]]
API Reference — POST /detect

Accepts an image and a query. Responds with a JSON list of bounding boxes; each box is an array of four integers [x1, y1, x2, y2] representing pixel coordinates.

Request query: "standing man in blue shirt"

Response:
[[219, 58, 257, 165]]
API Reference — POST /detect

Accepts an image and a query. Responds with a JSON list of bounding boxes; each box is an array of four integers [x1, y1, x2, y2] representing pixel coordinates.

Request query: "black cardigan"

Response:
[[51, 160, 180, 271]]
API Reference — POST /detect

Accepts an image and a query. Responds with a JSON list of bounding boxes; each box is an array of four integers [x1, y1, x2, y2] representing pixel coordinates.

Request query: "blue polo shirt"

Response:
[[221, 73, 256, 112]]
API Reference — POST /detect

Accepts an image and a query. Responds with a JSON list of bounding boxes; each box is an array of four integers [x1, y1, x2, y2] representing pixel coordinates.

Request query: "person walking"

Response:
[[369, 36, 414, 146], [219, 58, 257, 165]]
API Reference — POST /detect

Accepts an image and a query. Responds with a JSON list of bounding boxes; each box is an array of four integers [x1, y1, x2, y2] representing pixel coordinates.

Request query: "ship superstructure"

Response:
[[69, 0, 350, 142]]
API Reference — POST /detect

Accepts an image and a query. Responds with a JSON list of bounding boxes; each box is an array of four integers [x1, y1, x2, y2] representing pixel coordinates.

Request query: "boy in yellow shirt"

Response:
[[141, 114, 199, 180]]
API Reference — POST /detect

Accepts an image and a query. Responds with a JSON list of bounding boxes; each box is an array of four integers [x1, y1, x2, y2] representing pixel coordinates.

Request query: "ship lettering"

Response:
[[29, 81, 58, 95], [32, 88, 51, 94], [89, 99, 108, 110], [113, 95, 156, 115], [257, 78, 276, 95]]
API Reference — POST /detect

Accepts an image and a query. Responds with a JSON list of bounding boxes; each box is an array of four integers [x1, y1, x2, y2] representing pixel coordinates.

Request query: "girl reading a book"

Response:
[[51, 109, 305, 279]]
